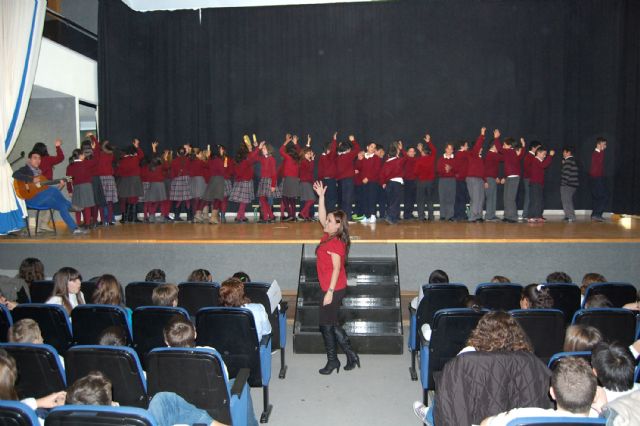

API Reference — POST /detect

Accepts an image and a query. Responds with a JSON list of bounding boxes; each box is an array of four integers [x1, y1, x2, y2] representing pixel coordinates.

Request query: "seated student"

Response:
[[0, 257, 42, 306], [0, 349, 66, 425], [66, 371, 227, 426], [8, 318, 65, 367], [563, 325, 603, 352], [187, 269, 212, 282], [546, 271, 572, 284], [218, 277, 271, 341], [490, 275, 511, 283], [97, 325, 128, 346], [580, 272, 606, 299], [232, 271, 251, 283], [92, 274, 132, 322], [0, 289, 18, 310], [459, 310, 533, 355], [462, 295, 482, 311], [584, 294, 613, 309], [602, 389, 640, 425], [410, 269, 450, 310], [591, 342, 640, 404], [478, 357, 599, 425], [152, 284, 179, 307], [46, 267, 85, 314], [145, 269, 166, 283], [622, 289, 639, 311], [520, 284, 554, 309]]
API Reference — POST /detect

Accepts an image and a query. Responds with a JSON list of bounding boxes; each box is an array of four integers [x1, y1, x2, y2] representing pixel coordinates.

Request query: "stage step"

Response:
[[293, 252, 403, 354]]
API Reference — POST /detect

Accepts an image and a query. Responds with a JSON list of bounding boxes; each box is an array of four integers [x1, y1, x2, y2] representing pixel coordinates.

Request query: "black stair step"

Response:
[[293, 332, 403, 354], [296, 306, 401, 325], [297, 285, 400, 300]]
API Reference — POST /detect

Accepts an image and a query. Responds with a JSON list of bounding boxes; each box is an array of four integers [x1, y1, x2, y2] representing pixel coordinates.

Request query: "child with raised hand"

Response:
[[522, 140, 542, 220], [229, 139, 261, 223], [437, 142, 456, 221], [256, 142, 280, 223], [66, 148, 98, 229], [299, 135, 316, 221], [115, 138, 145, 224], [279, 134, 301, 222], [496, 131, 525, 222], [403, 146, 418, 220], [527, 145, 554, 223], [188, 149, 209, 223], [483, 130, 503, 222], [335, 132, 360, 220], [357, 141, 383, 223], [415, 134, 437, 222], [169, 145, 192, 222], [380, 141, 406, 225], [466, 127, 487, 222], [453, 140, 470, 221], [318, 138, 338, 211]]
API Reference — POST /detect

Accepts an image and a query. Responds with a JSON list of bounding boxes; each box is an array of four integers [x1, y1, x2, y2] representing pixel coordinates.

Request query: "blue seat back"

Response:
[[46, 406, 156, 426], [11, 304, 73, 355], [0, 343, 66, 400], [65, 345, 148, 408], [475, 283, 523, 311], [543, 283, 581, 323], [572, 308, 637, 346], [0, 304, 12, 343], [28, 280, 54, 304], [71, 304, 132, 346], [0, 401, 39, 426], [583, 282, 638, 308], [195, 307, 263, 387], [505, 416, 605, 425], [146, 347, 232, 425], [510, 309, 566, 364], [547, 351, 591, 370], [125, 282, 160, 310], [416, 284, 468, 329], [178, 282, 220, 316], [132, 306, 190, 363], [244, 282, 282, 350]]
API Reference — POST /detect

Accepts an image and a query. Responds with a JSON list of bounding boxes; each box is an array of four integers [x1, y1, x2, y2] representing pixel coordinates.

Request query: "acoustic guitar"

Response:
[[13, 176, 71, 200]]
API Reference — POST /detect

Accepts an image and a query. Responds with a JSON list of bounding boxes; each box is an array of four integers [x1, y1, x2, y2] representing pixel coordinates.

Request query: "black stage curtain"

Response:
[[98, 0, 640, 213]]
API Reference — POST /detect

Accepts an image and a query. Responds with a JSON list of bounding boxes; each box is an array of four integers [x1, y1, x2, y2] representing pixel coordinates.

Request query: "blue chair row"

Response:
[[582, 282, 638, 309]]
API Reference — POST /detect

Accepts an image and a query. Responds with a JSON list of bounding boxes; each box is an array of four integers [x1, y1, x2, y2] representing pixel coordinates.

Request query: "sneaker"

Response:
[[351, 214, 365, 221], [369, 215, 377, 223], [360, 217, 369, 223], [72, 228, 87, 235], [413, 401, 428, 422]]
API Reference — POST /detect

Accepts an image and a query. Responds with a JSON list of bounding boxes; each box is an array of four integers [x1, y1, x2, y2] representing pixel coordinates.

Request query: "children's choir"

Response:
[[18, 128, 611, 232]]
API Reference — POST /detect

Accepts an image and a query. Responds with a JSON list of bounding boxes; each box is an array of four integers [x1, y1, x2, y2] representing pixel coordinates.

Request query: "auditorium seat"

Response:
[[582, 282, 638, 308], [46, 406, 156, 426], [244, 281, 288, 378], [126, 282, 160, 310], [65, 345, 148, 408], [419, 308, 486, 405], [547, 351, 591, 370], [475, 283, 523, 311], [132, 306, 190, 364], [510, 309, 565, 364], [408, 283, 468, 380], [71, 304, 132, 346], [0, 343, 66, 400], [0, 305, 12, 343], [505, 417, 605, 425], [146, 347, 250, 426], [572, 308, 637, 346], [195, 307, 273, 422], [543, 283, 581, 323], [177, 282, 220, 316], [11, 304, 73, 355], [28, 280, 54, 303], [0, 401, 39, 426]]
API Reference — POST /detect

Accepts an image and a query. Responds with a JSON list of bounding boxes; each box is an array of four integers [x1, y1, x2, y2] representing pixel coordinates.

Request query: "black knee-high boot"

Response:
[[334, 325, 360, 370], [319, 325, 340, 375]]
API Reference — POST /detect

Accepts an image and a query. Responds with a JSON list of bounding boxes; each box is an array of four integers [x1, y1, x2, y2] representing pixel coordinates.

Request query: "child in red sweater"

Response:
[[66, 149, 98, 228], [189, 150, 208, 223], [115, 139, 144, 223], [203, 145, 230, 224], [279, 134, 302, 222], [403, 147, 418, 220], [483, 134, 503, 222], [528, 146, 555, 222], [380, 141, 406, 225], [91, 137, 118, 225], [142, 153, 168, 223], [335, 133, 360, 219], [496, 131, 525, 222], [415, 135, 437, 221], [318, 139, 338, 211], [256, 143, 280, 223], [229, 139, 260, 222], [437, 143, 456, 221], [357, 141, 382, 223], [589, 137, 608, 221], [466, 128, 487, 222], [299, 138, 316, 220], [169, 146, 192, 222]]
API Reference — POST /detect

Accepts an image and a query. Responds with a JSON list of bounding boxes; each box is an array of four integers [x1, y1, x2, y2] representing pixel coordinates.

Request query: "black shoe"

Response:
[[334, 326, 360, 371], [318, 325, 340, 375]]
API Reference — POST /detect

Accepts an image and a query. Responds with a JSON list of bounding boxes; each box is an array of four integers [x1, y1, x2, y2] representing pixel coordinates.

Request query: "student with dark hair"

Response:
[[380, 141, 406, 225], [402, 146, 418, 221], [0, 257, 40, 305], [415, 134, 437, 222], [169, 145, 193, 222], [203, 145, 229, 224], [279, 134, 301, 222], [522, 140, 542, 220], [29, 139, 65, 232], [546, 271, 572, 284], [145, 269, 166, 283], [584, 294, 613, 309], [46, 267, 85, 314], [563, 325, 603, 352], [232, 271, 251, 283], [91, 135, 118, 225], [255, 143, 280, 223], [66, 147, 98, 228], [163, 315, 196, 348], [580, 272, 606, 300], [356, 141, 383, 223], [452, 139, 470, 221], [520, 284, 554, 309], [410, 269, 450, 311], [230, 139, 261, 223], [66, 371, 114, 406], [152, 284, 179, 307], [491, 275, 511, 283], [375, 144, 387, 219], [437, 142, 456, 221], [527, 145, 555, 223], [299, 139, 317, 221], [318, 139, 338, 212], [466, 128, 486, 223], [142, 147, 168, 223], [187, 269, 212, 283], [334, 133, 360, 220], [591, 342, 640, 403], [97, 325, 128, 346], [115, 138, 145, 224], [560, 145, 579, 222], [483, 134, 503, 222], [496, 131, 525, 223], [589, 137, 608, 222]]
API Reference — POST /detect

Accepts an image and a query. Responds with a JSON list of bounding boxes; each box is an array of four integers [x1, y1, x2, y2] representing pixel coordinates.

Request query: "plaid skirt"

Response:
[[224, 179, 233, 197], [282, 176, 300, 198], [229, 180, 254, 204], [170, 175, 192, 201], [145, 182, 167, 202], [92, 176, 106, 206], [300, 181, 316, 201], [190, 176, 206, 199], [99, 175, 118, 203], [257, 177, 282, 198], [117, 176, 143, 198], [203, 176, 225, 201], [71, 183, 95, 209]]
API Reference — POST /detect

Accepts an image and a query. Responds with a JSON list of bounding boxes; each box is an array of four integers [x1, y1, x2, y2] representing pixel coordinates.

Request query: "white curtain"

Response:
[[0, 0, 46, 235]]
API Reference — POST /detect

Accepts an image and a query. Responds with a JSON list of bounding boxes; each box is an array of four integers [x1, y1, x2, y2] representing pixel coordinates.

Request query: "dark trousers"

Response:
[[590, 177, 608, 218], [529, 182, 544, 218], [416, 179, 436, 220], [354, 184, 364, 216], [323, 178, 338, 212], [403, 179, 416, 219], [385, 181, 403, 222], [363, 182, 379, 217], [453, 180, 469, 220], [337, 178, 354, 217], [377, 184, 387, 217], [319, 289, 346, 325]]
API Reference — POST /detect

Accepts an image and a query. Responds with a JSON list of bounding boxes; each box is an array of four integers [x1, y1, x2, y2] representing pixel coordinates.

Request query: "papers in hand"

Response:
[[266, 279, 282, 313]]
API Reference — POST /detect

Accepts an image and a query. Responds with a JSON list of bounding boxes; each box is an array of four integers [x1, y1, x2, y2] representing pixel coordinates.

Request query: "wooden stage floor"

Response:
[[4, 215, 640, 244]]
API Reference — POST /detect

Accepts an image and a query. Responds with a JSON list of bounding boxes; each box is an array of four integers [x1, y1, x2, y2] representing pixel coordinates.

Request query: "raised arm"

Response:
[[313, 180, 328, 227]]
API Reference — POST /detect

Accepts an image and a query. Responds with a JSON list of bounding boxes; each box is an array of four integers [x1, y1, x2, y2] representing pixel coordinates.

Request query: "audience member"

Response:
[[490, 275, 511, 283], [232, 271, 251, 283], [621, 290, 639, 311], [0, 258, 42, 305], [584, 294, 613, 309], [187, 269, 212, 282], [411, 269, 450, 310], [563, 325, 603, 352], [591, 342, 640, 403], [461, 311, 533, 354], [8, 319, 44, 344], [602, 389, 640, 425], [151, 283, 179, 307], [462, 295, 482, 310], [520, 284, 554, 309], [580, 272, 606, 296], [546, 271, 572, 284], [92, 274, 131, 321], [97, 325, 128, 346], [46, 267, 85, 314], [219, 277, 271, 341], [145, 269, 166, 283]]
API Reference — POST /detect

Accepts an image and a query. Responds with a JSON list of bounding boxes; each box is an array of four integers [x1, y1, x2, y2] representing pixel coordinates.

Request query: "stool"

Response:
[[25, 208, 57, 237]]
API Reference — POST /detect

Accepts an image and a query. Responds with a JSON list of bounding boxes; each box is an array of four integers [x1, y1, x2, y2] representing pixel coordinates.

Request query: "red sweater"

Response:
[[93, 142, 114, 176], [523, 151, 537, 179], [188, 158, 208, 178], [437, 156, 456, 178], [66, 158, 98, 185], [415, 141, 437, 181], [116, 148, 144, 177], [299, 159, 314, 183], [40, 146, 64, 180], [589, 149, 605, 177], [379, 156, 406, 184], [484, 138, 503, 179], [529, 154, 554, 185], [318, 140, 337, 179], [498, 144, 525, 177], [279, 144, 301, 177], [170, 156, 190, 178], [404, 156, 417, 180], [144, 165, 165, 183], [234, 150, 259, 182], [336, 139, 360, 180], [206, 157, 224, 181], [454, 150, 469, 181], [466, 135, 486, 179], [258, 155, 277, 181], [223, 157, 234, 180], [358, 154, 382, 183]]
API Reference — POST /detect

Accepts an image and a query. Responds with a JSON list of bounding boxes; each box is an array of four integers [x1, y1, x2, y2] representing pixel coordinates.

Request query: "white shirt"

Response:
[[483, 407, 595, 426], [605, 383, 640, 404], [243, 303, 272, 341], [45, 292, 83, 310]]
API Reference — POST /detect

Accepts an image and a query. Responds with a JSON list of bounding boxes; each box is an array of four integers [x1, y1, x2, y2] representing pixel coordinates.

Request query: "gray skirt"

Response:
[[190, 176, 206, 199], [117, 176, 144, 198], [300, 181, 316, 201], [282, 176, 300, 198], [145, 182, 168, 202], [71, 182, 95, 209], [203, 176, 225, 201]]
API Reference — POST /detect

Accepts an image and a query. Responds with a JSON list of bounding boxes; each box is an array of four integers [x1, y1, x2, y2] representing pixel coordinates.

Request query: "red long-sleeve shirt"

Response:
[[379, 156, 406, 184], [523, 151, 536, 179], [170, 156, 190, 178], [144, 165, 165, 183], [116, 147, 144, 177], [484, 138, 503, 179], [404, 156, 417, 180], [188, 158, 208, 178], [414, 141, 437, 181], [529, 154, 554, 185], [258, 155, 277, 182], [299, 158, 314, 183], [234, 150, 259, 182], [357, 154, 382, 183], [93, 141, 114, 176], [318, 140, 337, 179], [589, 149, 605, 177], [437, 156, 456, 178], [66, 158, 98, 186], [466, 135, 486, 179], [498, 144, 525, 177], [207, 157, 225, 178], [223, 157, 234, 180], [454, 150, 469, 181], [279, 144, 301, 177], [40, 146, 65, 180], [336, 139, 360, 180]]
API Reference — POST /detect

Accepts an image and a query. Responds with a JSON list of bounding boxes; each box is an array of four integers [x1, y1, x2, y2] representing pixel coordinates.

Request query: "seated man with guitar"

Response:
[[13, 150, 86, 235]]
